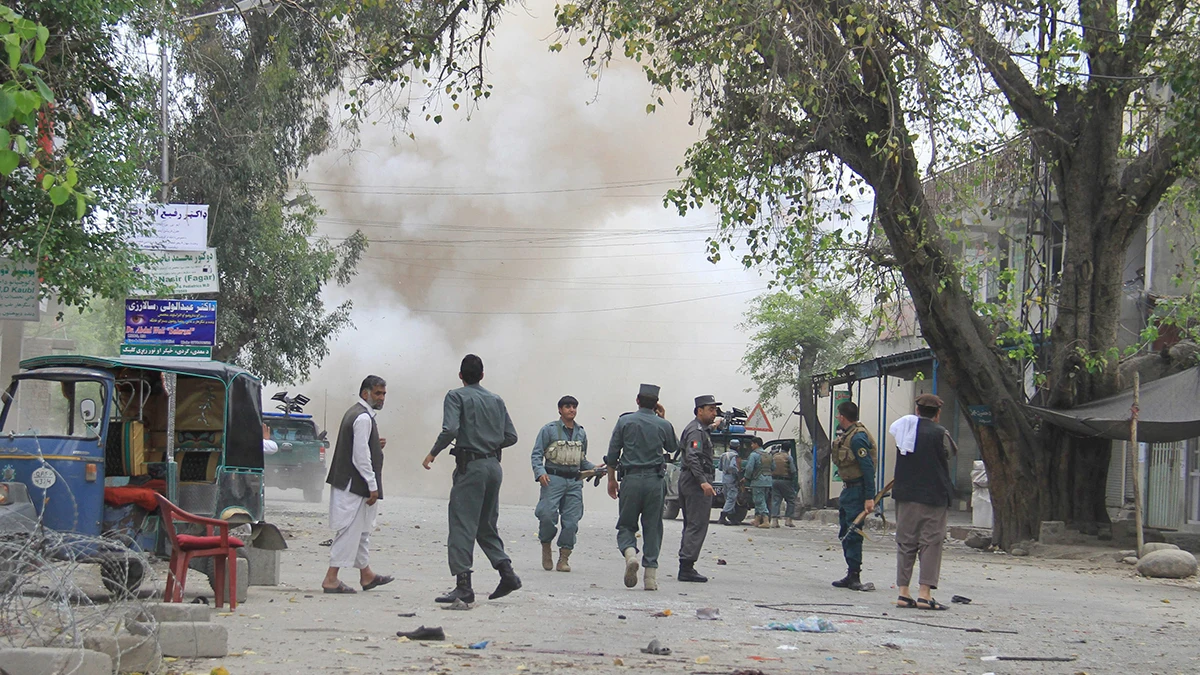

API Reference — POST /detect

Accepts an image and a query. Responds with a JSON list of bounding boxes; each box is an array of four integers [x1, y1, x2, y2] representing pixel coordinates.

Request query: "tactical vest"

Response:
[[544, 423, 585, 467], [771, 451, 791, 478], [745, 449, 770, 483], [833, 421, 877, 481]]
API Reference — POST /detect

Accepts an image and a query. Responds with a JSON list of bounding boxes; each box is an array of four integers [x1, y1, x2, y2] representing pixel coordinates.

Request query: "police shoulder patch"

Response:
[[857, 448, 867, 457]]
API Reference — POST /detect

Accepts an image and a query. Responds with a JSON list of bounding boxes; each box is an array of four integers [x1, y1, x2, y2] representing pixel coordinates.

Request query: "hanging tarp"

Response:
[[1029, 367, 1200, 443]]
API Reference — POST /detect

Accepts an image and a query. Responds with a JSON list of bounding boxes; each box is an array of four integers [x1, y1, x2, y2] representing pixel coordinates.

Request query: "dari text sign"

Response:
[[125, 299, 217, 347], [128, 204, 209, 251]]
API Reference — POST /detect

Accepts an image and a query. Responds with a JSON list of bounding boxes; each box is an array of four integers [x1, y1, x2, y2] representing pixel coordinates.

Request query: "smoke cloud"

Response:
[[291, 2, 775, 513]]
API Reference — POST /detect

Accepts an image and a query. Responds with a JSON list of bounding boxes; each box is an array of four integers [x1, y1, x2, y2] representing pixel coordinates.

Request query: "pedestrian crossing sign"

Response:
[[744, 403, 773, 432]]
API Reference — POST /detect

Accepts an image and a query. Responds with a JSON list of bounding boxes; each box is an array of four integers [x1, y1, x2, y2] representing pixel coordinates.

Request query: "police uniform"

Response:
[[832, 419, 877, 589], [430, 381, 520, 604], [769, 449, 799, 527], [717, 445, 740, 525], [532, 417, 594, 571], [606, 384, 677, 590], [677, 394, 719, 581], [741, 444, 774, 528]]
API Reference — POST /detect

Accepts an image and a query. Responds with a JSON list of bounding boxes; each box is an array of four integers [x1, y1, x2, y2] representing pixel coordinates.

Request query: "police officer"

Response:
[[677, 395, 719, 583], [532, 395, 601, 573], [831, 400, 877, 591], [740, 437, 773, 528], [423, 355, 521, 605], [606, 384, 677, 591], [717, 439, 741, 526], [770, 444, 799, 528]]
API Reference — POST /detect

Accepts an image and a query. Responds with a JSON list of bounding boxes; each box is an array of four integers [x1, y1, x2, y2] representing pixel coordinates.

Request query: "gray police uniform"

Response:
[[606, 407, 676, 568], [532, 420, 594, 550], [677, 418, 715, 562], [430, 383, 519, 575]]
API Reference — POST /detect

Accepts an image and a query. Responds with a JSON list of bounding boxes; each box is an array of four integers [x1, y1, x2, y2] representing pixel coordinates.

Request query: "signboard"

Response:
[[0, 258, 39, 321], [120, 344, 212, 359], [134, 248, 220, 295], [967, 405, 994, 426], [124, 299, 217, 347], [744, 403, 774, 432], [129, 204, 209, 251]]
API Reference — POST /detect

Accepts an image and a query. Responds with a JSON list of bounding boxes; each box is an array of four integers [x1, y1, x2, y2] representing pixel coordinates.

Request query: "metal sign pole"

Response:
[[164, 372, 178, 504], [1130, 372, 1144, 557]]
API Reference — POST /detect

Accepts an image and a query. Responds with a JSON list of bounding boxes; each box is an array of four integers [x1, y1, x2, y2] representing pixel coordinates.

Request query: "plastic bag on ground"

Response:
[[755, 617, 837, 633]]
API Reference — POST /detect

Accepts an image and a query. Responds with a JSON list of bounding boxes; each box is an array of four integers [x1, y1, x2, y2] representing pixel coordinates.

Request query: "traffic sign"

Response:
[[744, 403, 774, 432]]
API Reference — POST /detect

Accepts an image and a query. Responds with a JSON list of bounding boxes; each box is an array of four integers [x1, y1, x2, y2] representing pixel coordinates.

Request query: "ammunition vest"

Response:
[[833, 422, 876, 482], [544, 424, 585, 467], [771, 451, 791, 478]]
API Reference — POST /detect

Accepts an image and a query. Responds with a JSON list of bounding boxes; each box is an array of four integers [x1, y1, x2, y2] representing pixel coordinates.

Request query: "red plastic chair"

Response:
[[155, 494, 245, 609]]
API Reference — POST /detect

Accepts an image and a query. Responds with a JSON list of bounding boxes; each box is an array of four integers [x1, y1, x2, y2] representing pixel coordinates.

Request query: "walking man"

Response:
[[717, 439, 741, 525], [740, 437, 773, 528], [770, 444, 799, 527], [321, 375, 394, 594], [832, 401, 877, 591], [891, 393, 956, 610], [423, 355, 521, 604], [606, 384, 677, 590], [532, 395, 603, 572], [676, 395, 719, 582]]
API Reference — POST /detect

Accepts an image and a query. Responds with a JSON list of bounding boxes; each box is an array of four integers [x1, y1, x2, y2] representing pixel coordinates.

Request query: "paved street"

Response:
[[181, 488, 1198, 674]]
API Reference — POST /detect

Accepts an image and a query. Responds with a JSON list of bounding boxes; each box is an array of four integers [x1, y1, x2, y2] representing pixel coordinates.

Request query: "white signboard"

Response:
[[0, 258, 39, 321], [129, 204, 209, 251], [134, 248, 220, 295]]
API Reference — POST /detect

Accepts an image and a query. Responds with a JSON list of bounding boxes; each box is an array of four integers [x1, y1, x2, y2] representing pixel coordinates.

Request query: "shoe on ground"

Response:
[[556, 548, 572, 572], [623, 547, 639, 588], [397, 625, 445, 640], [435, 572, 475, 604], [643, 567, 657, 591], [677, 561, 708, 583], [541, 542, 553, 571], [832, 572, 863, 591], [771, 517, 781, 528], [489, 561, 522, 600]]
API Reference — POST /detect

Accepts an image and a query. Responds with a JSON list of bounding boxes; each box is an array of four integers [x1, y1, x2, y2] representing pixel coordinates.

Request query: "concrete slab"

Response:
[[244, 546, 282, 586], [204, 557, 248, 604], [0, 647, 112, 675], [157, 621, 229, 658], [131, 602, 212, 624], [1039, 520, 1067, 544], [83, 635, 162, 674]]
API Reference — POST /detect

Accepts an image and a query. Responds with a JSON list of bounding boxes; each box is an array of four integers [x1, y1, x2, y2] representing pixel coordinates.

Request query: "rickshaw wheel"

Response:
[[99, 554, 146, 595]]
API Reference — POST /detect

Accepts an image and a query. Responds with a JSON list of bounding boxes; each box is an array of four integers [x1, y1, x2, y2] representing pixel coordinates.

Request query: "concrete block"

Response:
[[244, 546, 281, 586], [130, 602, 211, 624], [1163, 532, 1200, 553], [1039, 520, 1067, 544], [83, 635, 162, 674], [157, 621, 229, 658], [0, 647, 113, 675], [206, 557, 248, 604]]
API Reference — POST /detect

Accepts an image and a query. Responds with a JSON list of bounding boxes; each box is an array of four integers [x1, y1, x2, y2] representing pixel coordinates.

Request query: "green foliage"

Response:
[[0, 1, 158, 307], [740, 289, 866, 417]]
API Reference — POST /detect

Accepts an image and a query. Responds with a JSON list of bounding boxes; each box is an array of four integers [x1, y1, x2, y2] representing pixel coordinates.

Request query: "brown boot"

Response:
[[771, 517, 781, 528], [756, 515, 771, 529], [541, 542, 553, 571], [786, 517, 795, 527], [556, 548, 572, 572]]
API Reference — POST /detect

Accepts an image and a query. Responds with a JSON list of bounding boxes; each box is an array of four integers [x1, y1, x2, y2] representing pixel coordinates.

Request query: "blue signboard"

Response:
[[125, 299, 217, 347]]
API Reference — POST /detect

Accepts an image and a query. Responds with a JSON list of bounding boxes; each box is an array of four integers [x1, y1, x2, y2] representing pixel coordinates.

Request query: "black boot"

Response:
[[677, 559, 708, 583], [718, 512, 730, 525], [831, 570, 862, 591], [489, 560, 522, 599], [435, 572, 474, 604]]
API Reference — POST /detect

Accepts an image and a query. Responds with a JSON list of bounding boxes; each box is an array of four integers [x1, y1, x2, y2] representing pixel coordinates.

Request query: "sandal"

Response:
[[362, 574, 394, 591], [323, 581, 358, 594], [916, 597, 948, 611], [895, 595, 917, 608]]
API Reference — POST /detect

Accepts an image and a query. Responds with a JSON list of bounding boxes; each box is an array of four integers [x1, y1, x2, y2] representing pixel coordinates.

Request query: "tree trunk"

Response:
[[796, 357, 830, 507]]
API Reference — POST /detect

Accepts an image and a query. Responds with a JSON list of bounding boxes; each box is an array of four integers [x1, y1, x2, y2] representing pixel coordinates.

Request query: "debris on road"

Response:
[[651, 609, 672, 617], [951, 595, 972, 604], [981, 655, 1078, 662], [396, 626, 446, 641], [441, 599, 472, 611], [696, 607, 721, 620], [640, 639, 671, 655], [468, 641, 489, 649], [755, 617, 838, 633]]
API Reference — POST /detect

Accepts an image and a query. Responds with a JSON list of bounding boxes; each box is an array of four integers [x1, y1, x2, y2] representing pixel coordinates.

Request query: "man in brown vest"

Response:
[[321, 375, 393, 594]]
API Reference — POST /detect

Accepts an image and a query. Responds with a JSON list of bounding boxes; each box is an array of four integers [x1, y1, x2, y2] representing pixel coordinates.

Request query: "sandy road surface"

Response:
[[172, 488, 1199, 675]]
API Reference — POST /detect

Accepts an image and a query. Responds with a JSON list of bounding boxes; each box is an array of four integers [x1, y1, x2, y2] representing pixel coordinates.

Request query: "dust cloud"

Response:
[[290, 2, 781, 514]]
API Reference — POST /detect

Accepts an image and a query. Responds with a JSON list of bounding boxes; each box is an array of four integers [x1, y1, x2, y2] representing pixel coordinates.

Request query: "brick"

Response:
[[156, 621, 229, 658], [129, 602, 211, 624], [83, 635, 162, 675], [243, 546, 282, 586], [1039, 520, 1067, 545], [0, 647, 113, 675]]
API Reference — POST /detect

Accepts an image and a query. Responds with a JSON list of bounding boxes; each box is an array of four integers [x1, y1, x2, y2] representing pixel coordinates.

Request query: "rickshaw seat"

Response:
[[155, 494, 244, 609]]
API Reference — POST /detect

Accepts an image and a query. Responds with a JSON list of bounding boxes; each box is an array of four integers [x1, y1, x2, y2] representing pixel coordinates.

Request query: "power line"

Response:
[[406, 288, 765, 316]]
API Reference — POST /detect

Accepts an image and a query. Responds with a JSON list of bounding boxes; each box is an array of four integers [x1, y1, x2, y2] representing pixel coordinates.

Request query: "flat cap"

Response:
[[694, 394, 722, 408], [639, 383, 660, 398], [915, 393, 944, 408]]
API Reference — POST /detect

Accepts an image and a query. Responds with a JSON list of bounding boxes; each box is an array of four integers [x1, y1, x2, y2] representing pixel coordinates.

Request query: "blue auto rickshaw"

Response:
[[0, 355, 283, 592]]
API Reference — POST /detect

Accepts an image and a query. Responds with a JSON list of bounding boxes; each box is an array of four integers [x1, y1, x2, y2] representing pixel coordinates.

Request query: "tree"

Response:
[[741, 289, 865, 505], [0, 1, 158, 309], [552, 0, 1200, 546]]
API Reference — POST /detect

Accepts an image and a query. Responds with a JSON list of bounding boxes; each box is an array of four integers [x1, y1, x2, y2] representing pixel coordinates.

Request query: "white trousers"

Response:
[[329, 488, 378, 569]]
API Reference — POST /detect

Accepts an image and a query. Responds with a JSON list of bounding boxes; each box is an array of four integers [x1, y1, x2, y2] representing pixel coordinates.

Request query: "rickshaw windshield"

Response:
[[1, 375, 107, 439]]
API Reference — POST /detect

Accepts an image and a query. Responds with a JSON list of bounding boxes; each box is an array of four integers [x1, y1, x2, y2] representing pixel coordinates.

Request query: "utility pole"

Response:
[[159, 0, 277, 201]]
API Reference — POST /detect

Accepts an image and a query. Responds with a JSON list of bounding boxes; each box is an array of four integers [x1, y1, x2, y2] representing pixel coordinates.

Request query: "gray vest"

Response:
[[325, 403, 383, 499]]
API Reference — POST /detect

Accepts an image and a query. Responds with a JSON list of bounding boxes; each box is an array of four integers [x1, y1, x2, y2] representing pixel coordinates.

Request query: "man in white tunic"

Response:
[[321, 376, 393, 593]]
